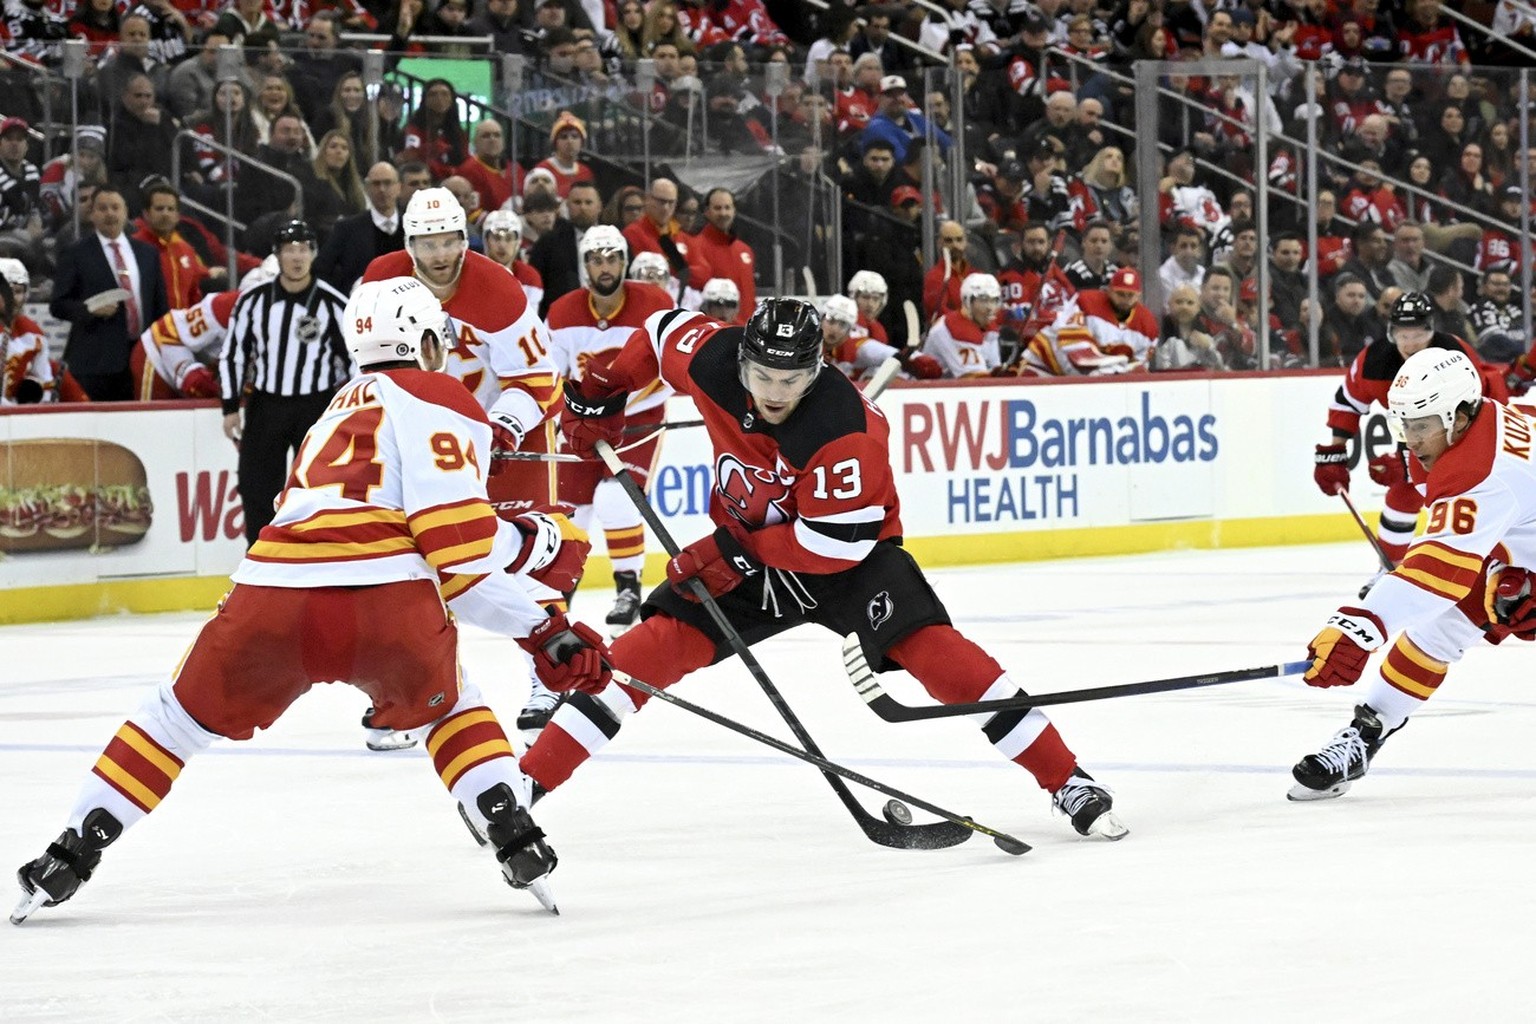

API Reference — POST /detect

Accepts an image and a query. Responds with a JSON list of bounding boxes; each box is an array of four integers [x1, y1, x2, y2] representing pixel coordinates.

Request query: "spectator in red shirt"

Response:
[[132, 181, 212, 309], [922, 220, 973, 323], [455, 118, 523, 213], [684, 187, 755, 324], [399, 77, 467, 181], [622, 176, 710, 292]]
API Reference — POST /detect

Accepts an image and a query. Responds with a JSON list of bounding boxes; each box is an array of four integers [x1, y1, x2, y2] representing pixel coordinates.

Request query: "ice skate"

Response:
[[477, 782, 559, 914], [1288, 704, 1401, 801], [516, 681, 561, 734], [362, 707, 419, 751], [1051, 768, 1128, 840], [11, 809, 122, 925], [605, 570, 642, 637]]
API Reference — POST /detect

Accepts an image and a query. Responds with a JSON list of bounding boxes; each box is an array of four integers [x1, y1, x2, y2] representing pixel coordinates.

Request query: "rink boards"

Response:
[[0, 370, 1395, 623]]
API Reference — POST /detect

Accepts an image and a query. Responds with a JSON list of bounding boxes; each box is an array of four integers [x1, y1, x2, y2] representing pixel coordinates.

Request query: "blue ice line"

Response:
[[4, 742, 1535, 781]]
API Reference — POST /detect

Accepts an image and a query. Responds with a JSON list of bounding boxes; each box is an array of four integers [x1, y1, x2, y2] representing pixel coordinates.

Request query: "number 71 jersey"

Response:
[[235, 368, 518, 589]]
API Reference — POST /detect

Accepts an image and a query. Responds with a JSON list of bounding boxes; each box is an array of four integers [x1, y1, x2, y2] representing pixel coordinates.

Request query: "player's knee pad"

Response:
[[593, 477, 642, 531]]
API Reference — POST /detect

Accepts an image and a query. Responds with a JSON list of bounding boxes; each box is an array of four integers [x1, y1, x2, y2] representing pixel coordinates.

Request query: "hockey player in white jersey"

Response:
[[820, 294, 942, 382], [921, 272, 1003, 378], [1289, 348, 1536, 800], [699, 277, 740, 323], [11, 278, 613, 923]]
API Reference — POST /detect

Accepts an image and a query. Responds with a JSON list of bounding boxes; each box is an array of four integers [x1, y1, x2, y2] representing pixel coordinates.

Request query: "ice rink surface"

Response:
[[3, 540, 1535, 1023]]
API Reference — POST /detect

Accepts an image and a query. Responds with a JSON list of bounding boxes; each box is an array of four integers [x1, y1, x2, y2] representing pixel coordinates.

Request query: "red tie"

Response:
[[111, 240, 142, 338]]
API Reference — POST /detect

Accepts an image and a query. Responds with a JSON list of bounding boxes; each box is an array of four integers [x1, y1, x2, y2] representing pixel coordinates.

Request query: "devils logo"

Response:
[[715, 453, 791, 528], [867, 591, 894, 631]]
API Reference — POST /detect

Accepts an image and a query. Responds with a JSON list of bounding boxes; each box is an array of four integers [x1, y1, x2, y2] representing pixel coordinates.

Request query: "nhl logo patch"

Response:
[[867, 591, 894, 631]]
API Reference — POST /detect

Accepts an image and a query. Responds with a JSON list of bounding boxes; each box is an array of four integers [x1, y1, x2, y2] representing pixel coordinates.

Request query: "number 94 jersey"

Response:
[[633, 310, 904, 575], [234, 368, 523, 590]]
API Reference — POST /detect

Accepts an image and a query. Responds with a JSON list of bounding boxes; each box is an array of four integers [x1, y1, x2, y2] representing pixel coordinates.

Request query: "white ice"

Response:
[[3, 541, 1535, 1023]]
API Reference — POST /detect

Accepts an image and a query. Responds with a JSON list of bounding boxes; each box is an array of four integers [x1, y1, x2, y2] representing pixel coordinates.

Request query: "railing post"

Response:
[[1255, 61, 1270, 371], [1523, 70, 1532, 354], [635, 59, 655, 188], [363, 49, 384, 169], [1134, 60, 1162, 316], [61, 39, 85, 239], [217, 44, 243, 281], [1305, 61, 1319, 369], [765, 61, 787, 297], [501, 54, 523, 204]]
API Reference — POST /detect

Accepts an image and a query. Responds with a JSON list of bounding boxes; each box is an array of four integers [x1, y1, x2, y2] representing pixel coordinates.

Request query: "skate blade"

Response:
[[10, 886, 48, 925], [1287, 780, 1352, 802], [1087, 811, 1129, 841], [525, 877, 559, 915]]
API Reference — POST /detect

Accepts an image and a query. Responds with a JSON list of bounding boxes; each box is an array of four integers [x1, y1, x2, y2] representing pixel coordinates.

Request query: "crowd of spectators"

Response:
[[0, 0, 1532, 398]]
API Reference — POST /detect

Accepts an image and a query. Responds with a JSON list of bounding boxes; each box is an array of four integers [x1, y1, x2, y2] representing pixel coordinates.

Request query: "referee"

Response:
[[220, 219, 354, 545]]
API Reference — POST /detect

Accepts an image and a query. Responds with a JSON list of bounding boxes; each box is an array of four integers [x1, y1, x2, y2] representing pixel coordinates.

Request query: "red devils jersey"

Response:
[[604, 310, 902, 573], [1327, 332, 1501, 436]]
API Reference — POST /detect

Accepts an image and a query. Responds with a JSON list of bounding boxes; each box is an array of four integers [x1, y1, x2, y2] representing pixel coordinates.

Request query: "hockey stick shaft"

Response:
[[1339, 489, 1396, 573], [843, 635, 1311, 722], [593, 441, 1025, 853]]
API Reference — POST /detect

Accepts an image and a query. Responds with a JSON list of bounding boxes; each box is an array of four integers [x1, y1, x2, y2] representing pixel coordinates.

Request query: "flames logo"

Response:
[[716, 453, 791, 528]]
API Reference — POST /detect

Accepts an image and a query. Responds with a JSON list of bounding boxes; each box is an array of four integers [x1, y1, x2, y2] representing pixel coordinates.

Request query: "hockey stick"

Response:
[[1339, 489, 1396, 573], [842, 635, 1311, 723], [861, 355, 902, 400], [902, 299, 922, 350], [593, 440, 1024, 854]]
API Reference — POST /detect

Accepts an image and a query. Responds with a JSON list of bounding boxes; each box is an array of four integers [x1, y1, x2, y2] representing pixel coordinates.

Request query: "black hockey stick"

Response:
[[1339, 489, 1396, 574], [593, 440, 1023, 854], [843, 634, 1311, 723], [621, 367, 899, 440]]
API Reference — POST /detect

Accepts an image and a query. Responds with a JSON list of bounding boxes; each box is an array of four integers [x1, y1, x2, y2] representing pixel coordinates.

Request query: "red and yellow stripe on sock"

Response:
[[91, 721, 184, 813], [1379, 635, 1448, 700], [604, 526, 645, 562], [427, 707, 514, 790]]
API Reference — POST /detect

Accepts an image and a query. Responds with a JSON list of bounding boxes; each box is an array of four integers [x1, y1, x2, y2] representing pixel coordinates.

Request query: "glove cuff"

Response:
[[712, 524, 760, 579], [564, 387, 627, 419], [1326, 607, 1387, 652], [1314, 442, 1348, 465], [489, 411, 526, 449]]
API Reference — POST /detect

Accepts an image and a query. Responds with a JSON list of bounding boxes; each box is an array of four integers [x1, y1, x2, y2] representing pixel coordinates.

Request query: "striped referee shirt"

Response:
[[220, 276, 353, 413]]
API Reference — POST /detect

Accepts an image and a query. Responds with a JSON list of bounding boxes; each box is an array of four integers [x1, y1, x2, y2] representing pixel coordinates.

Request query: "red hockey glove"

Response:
[[503, 509, 590, 593], [178, 364, 218, 398], [560, 377, 628, 457], [517, 613, 613, 694], [1480, 566, 1536, 643], [1367, 450, 1407, 488], [1303, 607, 1387, 688], [487, 412, 525, 477], [1313, 442, 1350, 496], [666, 525, 760, 600], [1507, 354, 1536, 397], [898, 350, 943, 379]]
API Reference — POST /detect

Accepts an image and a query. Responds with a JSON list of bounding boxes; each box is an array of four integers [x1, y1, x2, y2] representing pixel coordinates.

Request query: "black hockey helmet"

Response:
[[273, 218, 318, 253], [1389, 291, 1434, 328], [741, 298, 822, 372]]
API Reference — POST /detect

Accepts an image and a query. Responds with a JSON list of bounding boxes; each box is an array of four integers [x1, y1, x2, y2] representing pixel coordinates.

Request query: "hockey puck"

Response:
[[882, 799, 913, 826]]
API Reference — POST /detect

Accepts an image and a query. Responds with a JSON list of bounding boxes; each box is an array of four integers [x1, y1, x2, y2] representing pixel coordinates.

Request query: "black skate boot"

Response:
[[1051, 768, 1129, 840], [605, 570, 642, 636], [516, 683, 561, 733], [12, 808, 123, 924], [1288, 703, 1403, 801], [456, 780, 547, 847], [478, 783, 559, 913]]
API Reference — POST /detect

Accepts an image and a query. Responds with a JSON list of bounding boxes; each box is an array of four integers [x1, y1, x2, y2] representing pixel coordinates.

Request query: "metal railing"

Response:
[[170, 129, 304, 280]]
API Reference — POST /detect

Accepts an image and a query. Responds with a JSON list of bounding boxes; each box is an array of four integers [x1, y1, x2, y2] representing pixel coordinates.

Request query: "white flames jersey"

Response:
[[922, 310, 1000, 377], [233, 368, 539, 635], [1, 315, 55, 404], [546, 281, 677, 416], [362, 250, 558, 437], [140, 291, 238, 390], [1363, 400, 1536, 636]]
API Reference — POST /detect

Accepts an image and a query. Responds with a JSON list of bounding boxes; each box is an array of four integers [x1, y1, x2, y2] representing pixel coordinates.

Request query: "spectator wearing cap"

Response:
[[1476, 186, 1529, 276], [1468, 264, 1525, 362], [132, 180, 214, 309], [623, 177, 710, 296], [1389, 220, 1434, 294], [50, 185, 170, 401], [859, 74, 952, 166], [455, 118, 524, 213], [0, 118, 42, 237], [974, 158, 1029, 233], [106, 73, 178, 200], [684, 187, 755, 325], [1022, 136, 1073, 235], [532, 111, 595, 199], [1026, 265, 1159, 376], [1002, 14, 1060, 127], [40, 126, 109, 231], [314, 160, 404, 292], [1326, 58, 1379, 140]]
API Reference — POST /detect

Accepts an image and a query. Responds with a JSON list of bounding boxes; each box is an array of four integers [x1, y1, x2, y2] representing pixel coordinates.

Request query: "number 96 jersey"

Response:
[[234, 368, 523, 589]]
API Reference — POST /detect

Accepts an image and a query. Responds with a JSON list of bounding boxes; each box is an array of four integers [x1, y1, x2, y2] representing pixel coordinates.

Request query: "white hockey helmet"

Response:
[[344, 276, 449, 370], [847, 270, 888, 299], [482, 209, 521, 239], [960, 272, 1001, 303], [821, 294, 858, 326], [1387, 347, 1482, 441], [0, 257, 29, 289], [580, 224, 629, 263], [701, 277, 740, 307], [629, 250, 669, 284], [238, 253, 280, 293], [403, 187, 468, 242]]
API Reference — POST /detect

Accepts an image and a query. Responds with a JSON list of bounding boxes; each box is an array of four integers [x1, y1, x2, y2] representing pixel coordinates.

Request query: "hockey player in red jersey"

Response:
[[546, 225, 674, 647], [10, 277, 613, 924], [0, 259, 58, 404], [1313, 292, 1504, 583], [1289, 348, 1533, 800], [362, 187, 559, 517], [524, 299, 1129, 840], [921, 272, 1003, 377]]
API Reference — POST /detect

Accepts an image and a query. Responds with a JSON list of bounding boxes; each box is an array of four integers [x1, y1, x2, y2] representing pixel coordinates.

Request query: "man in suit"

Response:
[[50, 186, 171, 401], [314, 161, 403, 291], [528, 179, 601, 317]]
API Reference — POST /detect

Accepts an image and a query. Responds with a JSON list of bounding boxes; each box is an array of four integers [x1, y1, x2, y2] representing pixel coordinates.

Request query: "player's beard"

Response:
[[591, 272, 622, 297]]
